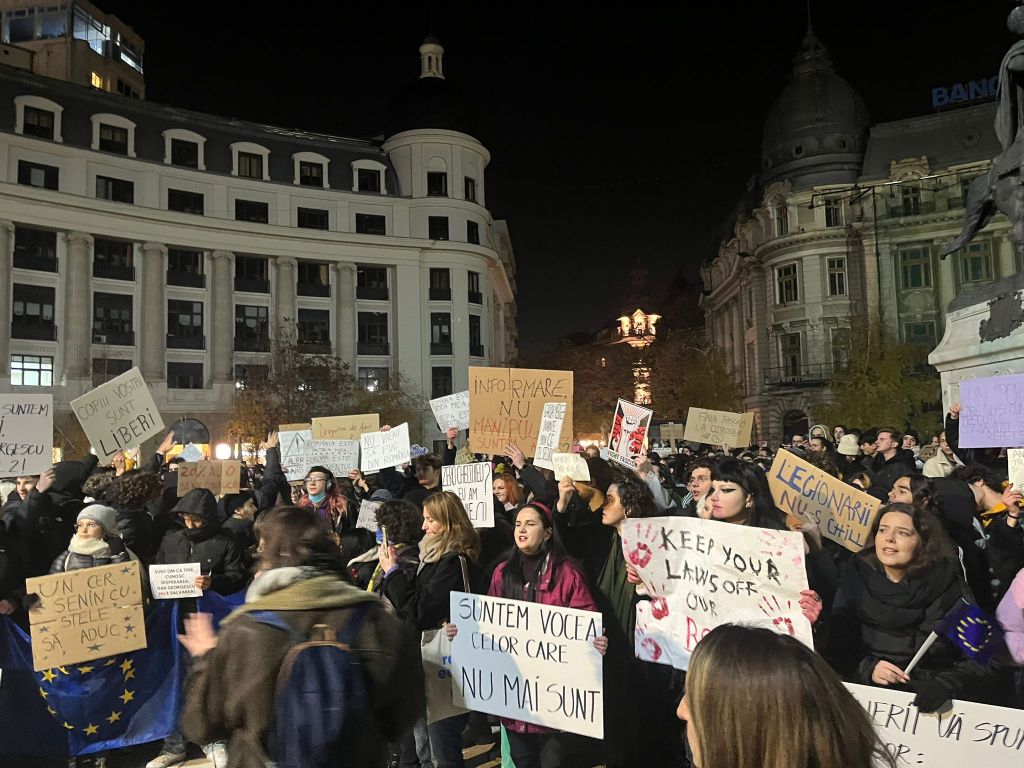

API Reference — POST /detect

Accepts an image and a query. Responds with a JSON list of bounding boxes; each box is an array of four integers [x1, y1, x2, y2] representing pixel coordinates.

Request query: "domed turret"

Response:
[[760, 25, 869, 190], [385, 36, 477, 138]]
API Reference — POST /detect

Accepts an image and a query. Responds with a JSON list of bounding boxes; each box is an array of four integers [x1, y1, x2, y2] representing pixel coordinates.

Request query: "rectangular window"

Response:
[[429, 268, 451, 300], [355, 213, 386, 235], [774, 204, 789, 236], [96, 175, 134, 204], [901, 185, 921, 216], [357, 312, 389, 355], [167, 248, 205, 288], [168, 189, 204, 215], [298, 161, 324, 187], [432, 366, 454, 399], [957, 175, 976, 207], [467, 220, 480, 245], [92, 358, 132, 387], [824, 198, 842, 227], [431, 313, 452, 355], [356, 267, 388, 300], [469, 315, 484, 357], [92, 292, 133, 345], [13, 227, 56, 271], [904, 322, 937, 347], [297, 207, 329, 230], [297, 308, 331, 351], [91, 72, 104, 89], [234, 364, 269, 390], [464, 177, 476, 202], [235, 256, 270, 293], [234, 305, 269, 351], [167, 362, 204, 390], [297, 261, 330, 297], [171, 139, 199, 168], [775, 263, 799, 304], [23, 106, 54, 140], [17, 160, 58, 190], [93, 238, 134, 280], [428, 216, 449, 240], [116, 79, 139, 99], [899, 247, 932, 290], [830, 328, 850, 371], [780, 333, 802, 379], [235, 199, 269, 224], [11, 354, 53, 386], [468, 271, 482, 304], [358, 366, 389, 393], [959, 241, 992, 284], [427, 172, 448, 197], [167, 300, 205, 349], [12, 284, 56, 340], [237, 152, 263, 179], [827, 257, 847, 297], [357, 168, 381, 193], [98, 124, 128, 155]]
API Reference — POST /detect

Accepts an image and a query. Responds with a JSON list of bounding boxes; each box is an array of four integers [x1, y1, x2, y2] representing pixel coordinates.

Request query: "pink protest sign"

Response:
[[958, 373, 1024, 448]]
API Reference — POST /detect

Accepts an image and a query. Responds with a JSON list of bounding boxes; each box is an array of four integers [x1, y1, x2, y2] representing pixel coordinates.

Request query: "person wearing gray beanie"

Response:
[[77, 504, 118, 537], [49, 504, 130, 574]]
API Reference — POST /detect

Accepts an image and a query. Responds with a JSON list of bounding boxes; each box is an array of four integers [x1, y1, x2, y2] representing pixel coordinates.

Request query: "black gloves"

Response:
[[106, 535, 126, 556], [911, 678, 952, 713]]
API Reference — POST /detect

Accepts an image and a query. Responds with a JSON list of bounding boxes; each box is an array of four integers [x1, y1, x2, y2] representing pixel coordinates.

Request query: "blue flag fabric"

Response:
[[0, 616, 66, 756], [935, 597, 1004, 664], [198, 588, 246, 630]]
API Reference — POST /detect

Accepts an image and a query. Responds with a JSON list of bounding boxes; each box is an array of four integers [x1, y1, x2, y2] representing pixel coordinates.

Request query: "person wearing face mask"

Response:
[[299, 465, 372, 565]]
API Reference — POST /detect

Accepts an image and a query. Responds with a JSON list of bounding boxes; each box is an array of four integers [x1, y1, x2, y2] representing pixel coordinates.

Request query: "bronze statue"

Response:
[[942, 7, 1024, 261]]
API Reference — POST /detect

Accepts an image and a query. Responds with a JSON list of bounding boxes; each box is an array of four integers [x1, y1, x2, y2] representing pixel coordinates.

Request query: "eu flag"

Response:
[[935, 597, 1004, 664]]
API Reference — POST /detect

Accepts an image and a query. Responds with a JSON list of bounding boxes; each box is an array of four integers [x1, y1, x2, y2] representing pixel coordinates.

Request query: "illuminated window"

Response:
[[91, 72, 104, 89]]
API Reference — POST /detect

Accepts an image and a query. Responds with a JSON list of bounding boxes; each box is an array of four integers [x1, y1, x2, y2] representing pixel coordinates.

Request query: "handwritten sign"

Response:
[[1009, 449, 1024, 494], [148, 563, 202, 599], [279, 424, 312, 482], [309, 439, 360, 477], [533, 402, 566, 471], [959, 372, 1024, 447], [469, 367, 573, 457], [356, 500, 382, 531], [847, 683, 1024, 768], [682, 407, 754, 448], [176, 460, 242, 496], [450, 592, 604, 738], [71, 368, 164, 463], [360, 423, 411, 473], [442, 462, 494, 528], [551, 452, 591, 482], [0, 394, 53, 476], [311, 414, 380, 442], [767, 450, 880, 552], [620, 516, 811, 670], [179, 442, 204, 463], [25, 560, 146, 671], [430, 391, 470, 431]]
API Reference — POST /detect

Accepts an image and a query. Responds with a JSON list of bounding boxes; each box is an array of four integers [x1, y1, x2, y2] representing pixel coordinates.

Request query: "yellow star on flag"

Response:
[[57, 666, 69, 675], [123, 667, 135, 681], [77, 665, 94, 675], [62, 721, 74, 731], [83, 724, 99, 736], [119, 689, 134, 704], [41, 669, 57, 683], [103, 658, 118, 667], [38, 687, 48, 699], [119, 659, 133, 674], [106, 711, 121, 724], [47, 706, 56, 716]]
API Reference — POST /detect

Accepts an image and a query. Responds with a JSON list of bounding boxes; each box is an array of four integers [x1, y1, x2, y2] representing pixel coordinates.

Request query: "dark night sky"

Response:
[[98, 1, 1015, 351]]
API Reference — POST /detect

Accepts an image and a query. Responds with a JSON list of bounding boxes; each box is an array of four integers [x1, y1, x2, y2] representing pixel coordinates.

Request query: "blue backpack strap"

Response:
[[249, 610, 297, 637]]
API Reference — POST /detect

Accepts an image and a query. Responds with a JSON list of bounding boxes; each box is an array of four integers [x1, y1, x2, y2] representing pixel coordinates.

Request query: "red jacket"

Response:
[[487, 554, 599, 735]]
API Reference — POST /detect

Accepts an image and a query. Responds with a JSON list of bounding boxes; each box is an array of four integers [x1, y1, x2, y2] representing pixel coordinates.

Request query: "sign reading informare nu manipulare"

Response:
[[468, 367, 573, 457], [71, 368, 164, 463], [0, 394, 53, 476]]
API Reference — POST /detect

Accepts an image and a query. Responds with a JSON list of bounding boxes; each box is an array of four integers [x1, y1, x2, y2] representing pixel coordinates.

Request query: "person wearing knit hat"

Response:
[[836, 433, 868, 482], [48, 504, 132, 574]]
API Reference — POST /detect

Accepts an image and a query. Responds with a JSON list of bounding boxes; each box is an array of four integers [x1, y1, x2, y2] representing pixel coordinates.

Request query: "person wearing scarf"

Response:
[[49, 504, 134, 573]]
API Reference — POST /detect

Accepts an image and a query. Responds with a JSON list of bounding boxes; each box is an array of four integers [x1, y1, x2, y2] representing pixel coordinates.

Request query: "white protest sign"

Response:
[[360, 423, 411, 473], [551, 452, 591, 482], [179, 442, 204, 463], [619, 516, 811, 670], [71, 367, 163, 463], [450, 591, 604, 738], [430, 390, 470, 431], [442, 462, 494, 528], [533, 402, 567, 471], [1009, 449, 1024, 494], [0, 394, 53, 476], [309, 439, 360, 477], [847, 683, 1024, 768], [148, 563, 202, 599], [279, 424, 312, 482], [356, 500, 382, 531]]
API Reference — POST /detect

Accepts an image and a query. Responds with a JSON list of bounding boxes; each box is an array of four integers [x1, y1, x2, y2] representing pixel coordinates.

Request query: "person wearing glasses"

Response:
[[298, 466, 372, 564]]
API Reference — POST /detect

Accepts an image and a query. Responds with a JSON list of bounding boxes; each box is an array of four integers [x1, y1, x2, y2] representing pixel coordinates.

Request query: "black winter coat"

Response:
[[402, 550, 478, 632], [155, 490, 247, 595], [871, 451, 917, 495], [0, 518, 26, 607]]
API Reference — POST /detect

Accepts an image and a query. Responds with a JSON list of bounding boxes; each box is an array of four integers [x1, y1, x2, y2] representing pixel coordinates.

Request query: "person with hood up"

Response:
[[49, 504, 134, 573]]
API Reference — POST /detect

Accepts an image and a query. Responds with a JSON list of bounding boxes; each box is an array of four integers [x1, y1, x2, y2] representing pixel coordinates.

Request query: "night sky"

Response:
[[99, 1, 1016, 351]]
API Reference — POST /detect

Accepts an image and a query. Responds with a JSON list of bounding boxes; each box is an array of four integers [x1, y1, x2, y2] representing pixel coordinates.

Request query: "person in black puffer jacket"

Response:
[[49, 504, 132, 573], [0, 514, 28, 628]]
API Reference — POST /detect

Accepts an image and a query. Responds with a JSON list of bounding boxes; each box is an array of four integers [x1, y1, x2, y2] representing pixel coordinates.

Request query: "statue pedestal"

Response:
[[929, 272, 1024, 410]]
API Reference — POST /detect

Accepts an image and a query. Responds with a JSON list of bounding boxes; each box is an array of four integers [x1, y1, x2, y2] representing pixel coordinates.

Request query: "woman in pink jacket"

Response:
[[449, 502, 607, 768]]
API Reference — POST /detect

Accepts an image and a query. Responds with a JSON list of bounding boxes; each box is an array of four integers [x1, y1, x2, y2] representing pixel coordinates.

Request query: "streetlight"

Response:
[[213, 443, 233, 460]]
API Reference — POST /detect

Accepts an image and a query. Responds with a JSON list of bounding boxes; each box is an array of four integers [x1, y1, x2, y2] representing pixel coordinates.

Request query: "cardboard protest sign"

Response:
[[469, 367, 573, 456], [608, 399, 653, 459], [25, 560, 146, 671], [309, 439, 360, 477], [71, 368, 164, 463], [450, 591, 604, 738], [179, 442, 204, 463], [847, 683, 1024, 767], [551, 452, 591, 482], [442, 462, 494, 528], [360, 423, 411, 473], [176, 460, 242, 496], [0, 394, 53, 476], [1009, 449, 1024, 494], [620, 516, 811, 670], [959, 372, 1024, 447], [430, 391, 470, 431], [311, 414, 380, 442], [356, 500, 382, 531], [279, 424, 312, 482], [148, 563, 202, 599], [767, 450, 880, 552], [660, 422, 686, 449], [683, 407, 754, 448], [533, 402, 567, 471]]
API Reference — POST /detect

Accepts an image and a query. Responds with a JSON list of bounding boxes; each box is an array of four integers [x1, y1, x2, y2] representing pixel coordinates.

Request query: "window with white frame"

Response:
[[824, 198, 842, 227], [775, 263, 799, 304], [162, 129, 206, 170], [827, 257, 847, 296], [899, 246, 932, 290], [230, 142, 270, 180], [11, 354, 53, 386], [351, 159, 387, 194], [959, 241, 992, 284], [14, 95, 63, 142], [90, 113, 136, 157], [293, 152, 329, 188]]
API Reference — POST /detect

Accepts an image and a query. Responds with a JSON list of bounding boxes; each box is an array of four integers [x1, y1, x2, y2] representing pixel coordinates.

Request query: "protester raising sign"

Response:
[[430, 390, 470, 431], [360, 423, 411, 473], [308, 439, 360, 478], [148, 563, 202, 599], [449, 592, 604, 739], [278, 424, 312, 482], [682, 407, 754, 448], [356, 500, 382, 531], [551, 452, 591, 482], [70, 368, 164, 463], [619, 516, 811, 670], [442, 462, 494, 528], [1009, 448, 1024, 494], [469, 367, 573, 456], [0, 394, 53, 476], [767, 450, 880, 552], [311, 414, 380, 442], [608, 399, 653, 461], [958, 372, 1024, 448], [176, 460, 242, 496]]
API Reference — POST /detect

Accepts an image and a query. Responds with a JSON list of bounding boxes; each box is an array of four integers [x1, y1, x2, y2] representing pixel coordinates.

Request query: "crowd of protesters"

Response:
[[0, 403, 1021, 768]]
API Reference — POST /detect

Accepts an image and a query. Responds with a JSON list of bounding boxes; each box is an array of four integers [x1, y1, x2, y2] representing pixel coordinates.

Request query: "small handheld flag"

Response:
[[934, 597, 1003, 664]]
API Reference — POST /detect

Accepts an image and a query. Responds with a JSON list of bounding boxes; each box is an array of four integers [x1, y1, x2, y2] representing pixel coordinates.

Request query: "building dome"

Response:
[[385, 37, 477, 138], [760, 26, 869, 190]]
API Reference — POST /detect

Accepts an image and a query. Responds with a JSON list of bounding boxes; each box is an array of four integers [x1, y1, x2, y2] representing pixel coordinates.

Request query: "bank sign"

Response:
[[932, 75, 998, 109]]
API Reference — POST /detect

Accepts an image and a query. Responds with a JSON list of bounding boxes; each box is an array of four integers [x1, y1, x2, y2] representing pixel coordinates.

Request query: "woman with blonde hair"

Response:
[[678, 623, 895, 768]]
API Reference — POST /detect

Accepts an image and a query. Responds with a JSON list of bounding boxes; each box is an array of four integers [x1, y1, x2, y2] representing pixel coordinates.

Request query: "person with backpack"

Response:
[[178, 505, 423, 768]]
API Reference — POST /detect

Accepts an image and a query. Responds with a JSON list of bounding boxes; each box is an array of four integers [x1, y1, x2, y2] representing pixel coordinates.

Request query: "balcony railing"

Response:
[[358, 341, 389, 356], [92, 331, 134, 346], [762, 363, 832, 387], [234, 277, 270, 293], [297, 282, 331, 298], [13, 253, 57, 272], [11, 323, 56, 341], [234, 336, 270, 352], [93, 263, 135, 281], [429, 287, 452, 301], [298, 341, 332, 354], [167, 271, 206, 288], [431, 342, 453, 355], [468, 290, 483, 305], [357, 286, 388, 301], [470, 344, 485, 358], [166, 334, 205, 350]]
